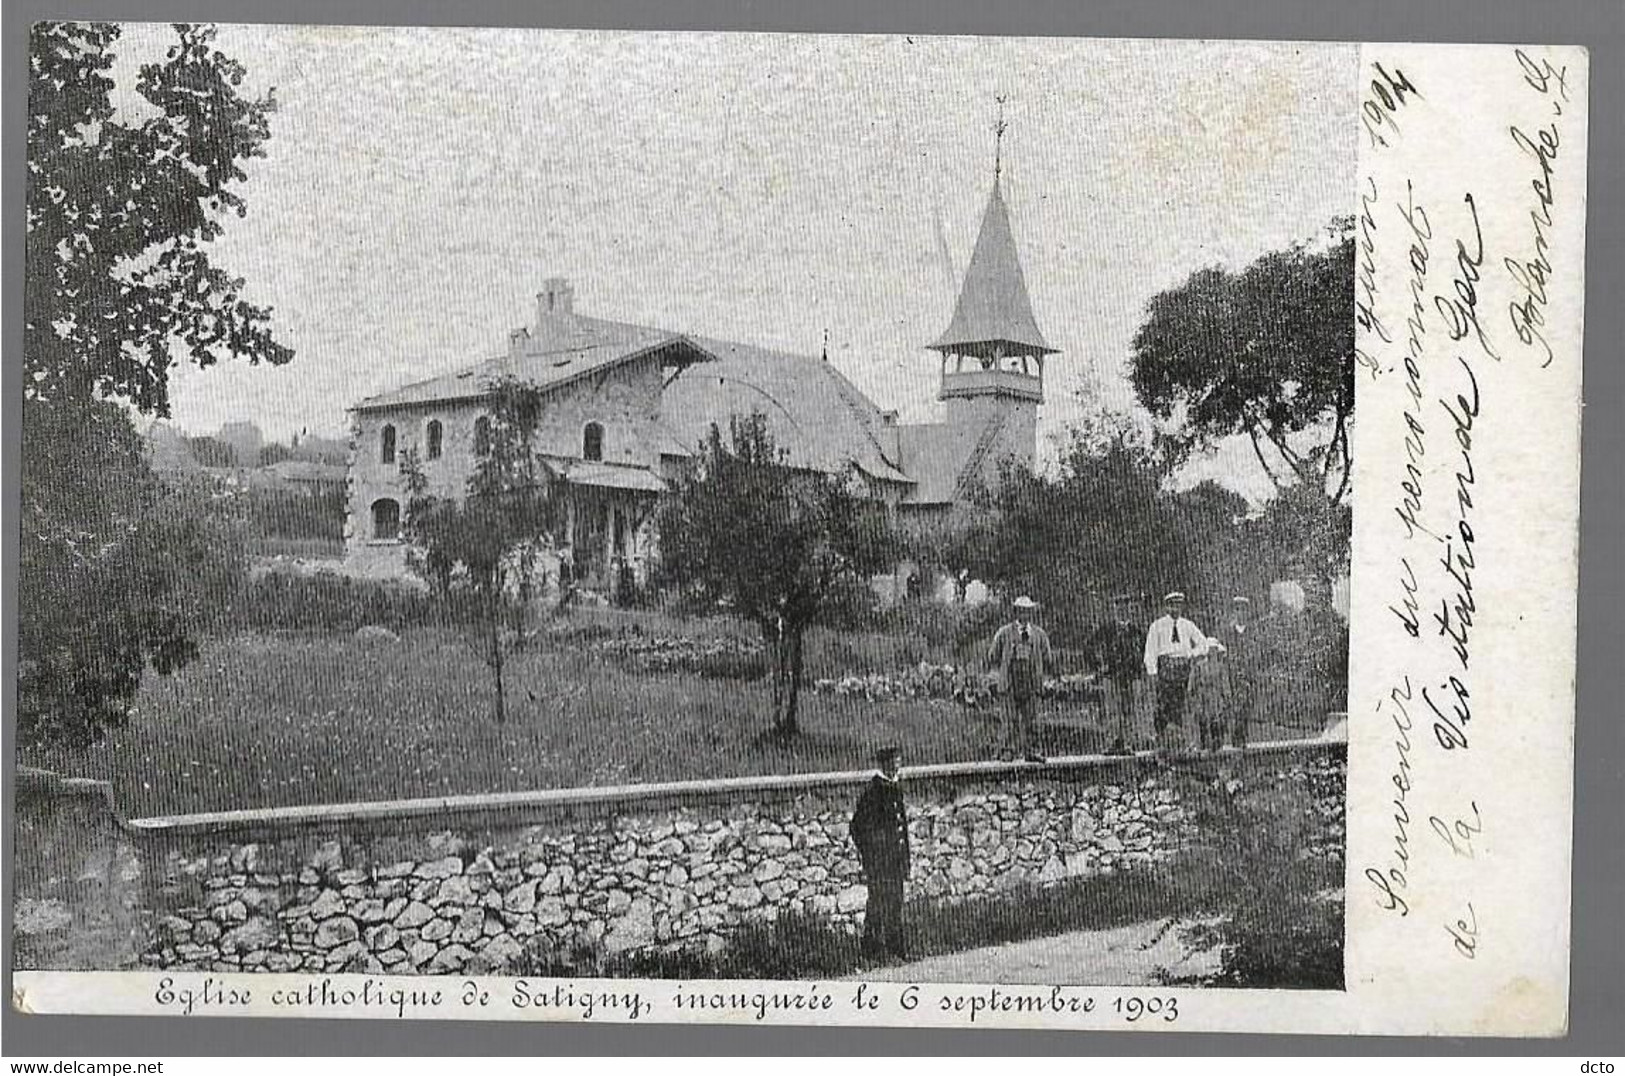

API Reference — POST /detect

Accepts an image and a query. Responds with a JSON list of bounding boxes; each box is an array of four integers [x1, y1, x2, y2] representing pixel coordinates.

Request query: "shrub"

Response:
[[511, 930, 607, 978], [240, 486, 344, 542], [1161, 767, 1344, 988], [232, 570, 441, 633], [583, 633, 767, 680], [18, 399, 248, 747], [1254, 607, 1350, 728]]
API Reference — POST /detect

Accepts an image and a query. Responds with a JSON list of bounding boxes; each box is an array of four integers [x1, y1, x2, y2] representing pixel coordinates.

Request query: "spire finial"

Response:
[[993, 93, 1010, 182]]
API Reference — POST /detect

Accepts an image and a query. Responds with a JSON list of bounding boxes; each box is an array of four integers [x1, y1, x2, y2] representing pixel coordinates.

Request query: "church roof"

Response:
[[352, 314, 716, 412], [896, 422, 973, 505], [930, 178, 1056, 359], [663, 337, 912, 486], [351, 307, 913, 487]]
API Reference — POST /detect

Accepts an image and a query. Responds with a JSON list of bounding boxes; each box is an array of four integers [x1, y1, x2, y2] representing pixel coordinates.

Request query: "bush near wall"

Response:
[[241, 487, 345, 543], [230, 571, 441, 633]]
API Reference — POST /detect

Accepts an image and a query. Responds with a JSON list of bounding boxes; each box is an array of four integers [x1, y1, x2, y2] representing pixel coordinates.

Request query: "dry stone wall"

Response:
[[13, 745, 1344, 975]]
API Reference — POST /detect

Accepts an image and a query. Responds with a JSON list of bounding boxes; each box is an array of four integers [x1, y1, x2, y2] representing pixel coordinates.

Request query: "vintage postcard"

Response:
[[10, 26, 1586, 1037]]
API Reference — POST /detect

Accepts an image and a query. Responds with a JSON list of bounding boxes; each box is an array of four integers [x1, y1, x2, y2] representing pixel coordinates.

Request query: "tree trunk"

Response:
[[763, 620, 800, 739], [491, 591, 507, 725], [782, 628, 805, 737]]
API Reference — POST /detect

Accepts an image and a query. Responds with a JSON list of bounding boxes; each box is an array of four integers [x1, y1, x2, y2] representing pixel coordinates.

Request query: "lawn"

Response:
[[21, 608, 1327, 818], [20, 626, 1026, 817]]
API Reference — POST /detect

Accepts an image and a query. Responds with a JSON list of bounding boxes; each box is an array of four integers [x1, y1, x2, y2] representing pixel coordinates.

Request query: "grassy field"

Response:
[[21, 606, 1326, 818], [19, 626, 1036, 817]]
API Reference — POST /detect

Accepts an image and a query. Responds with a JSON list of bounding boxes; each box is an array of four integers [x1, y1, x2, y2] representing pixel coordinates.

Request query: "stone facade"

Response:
[[344, 358, 671, 583], [14, 745, 1344, 976]]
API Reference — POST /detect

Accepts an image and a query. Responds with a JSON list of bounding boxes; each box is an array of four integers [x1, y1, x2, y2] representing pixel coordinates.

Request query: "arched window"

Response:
[[371, 498, 401, 541], [582, 421, 604, 462], [425, 419, 443, 460], [380, 424, 396, 464], [474, 416, 491, 457]]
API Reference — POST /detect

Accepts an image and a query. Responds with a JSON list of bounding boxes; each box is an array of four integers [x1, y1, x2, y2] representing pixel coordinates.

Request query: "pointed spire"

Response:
[[929, 145, 1055, 360]]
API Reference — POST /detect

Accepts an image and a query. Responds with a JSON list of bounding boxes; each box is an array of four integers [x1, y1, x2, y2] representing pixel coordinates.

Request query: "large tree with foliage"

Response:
[[901, 492, 999, 605], [20, 23, 289, 746], [402, 378, 562, 725], [27, 22, 290, 411], [656, 414, 896, 737], [974, 410, 1199, 634], [19, 400, 248, 747], [1129, 218, 1355, 506]]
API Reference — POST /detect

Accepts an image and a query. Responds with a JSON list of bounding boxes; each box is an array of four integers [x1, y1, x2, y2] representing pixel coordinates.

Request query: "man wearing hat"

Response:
[[849, 745, 910, 961], [987, 596, 1055, 763], [1213, 595, 1261, 749], [1085, 593, 1145, 756], [1143, 591, 1209, 750]]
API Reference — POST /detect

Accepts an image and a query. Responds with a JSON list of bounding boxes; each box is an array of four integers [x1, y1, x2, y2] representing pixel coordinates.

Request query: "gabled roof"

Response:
[[662, 337, 912, 485], [352, 314, 716, 412], [930, 178, 1056, 359], [895, 422, 967, 505], [351, 303, 915, 487]]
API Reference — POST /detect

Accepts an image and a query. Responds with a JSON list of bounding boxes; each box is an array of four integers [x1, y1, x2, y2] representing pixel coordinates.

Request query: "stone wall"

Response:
[[12, 743, 1344, 975]]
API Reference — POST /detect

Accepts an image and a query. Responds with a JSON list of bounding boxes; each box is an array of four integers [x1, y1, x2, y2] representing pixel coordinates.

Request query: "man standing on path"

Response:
[[987, 595, 1054, 763], [1085, 593, 1144, 756], [1143, 591, 1207, 752], [1214, 595, 1260, 749], [850, 745, 910, 962]]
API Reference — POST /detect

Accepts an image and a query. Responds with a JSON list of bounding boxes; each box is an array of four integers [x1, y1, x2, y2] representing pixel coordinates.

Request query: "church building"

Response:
[[344, 163, 1057, 599]]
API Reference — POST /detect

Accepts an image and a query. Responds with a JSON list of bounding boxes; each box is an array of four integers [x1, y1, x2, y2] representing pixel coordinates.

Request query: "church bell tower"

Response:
[[928, 105, 1056, 486]]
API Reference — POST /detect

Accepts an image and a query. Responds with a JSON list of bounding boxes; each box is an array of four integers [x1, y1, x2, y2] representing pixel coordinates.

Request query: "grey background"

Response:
[[4, 0, 1620, 1058]]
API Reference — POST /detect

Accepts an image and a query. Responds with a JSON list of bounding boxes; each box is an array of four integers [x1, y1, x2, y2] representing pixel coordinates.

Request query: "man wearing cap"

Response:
[[1085, 594, 1144, 755], [850, 746, 910, 961], [987, 596, 1055, 763], [1213, 595, 1261, 749], [1143, 591, 1208, 751]]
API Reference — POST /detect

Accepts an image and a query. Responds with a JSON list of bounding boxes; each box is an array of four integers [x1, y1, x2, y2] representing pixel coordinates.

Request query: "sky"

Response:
[[114, 26, 1355, 496]]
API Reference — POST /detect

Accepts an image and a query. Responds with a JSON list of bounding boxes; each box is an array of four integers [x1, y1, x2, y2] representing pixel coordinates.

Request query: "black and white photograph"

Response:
[[9, 22, 1586, 1037]]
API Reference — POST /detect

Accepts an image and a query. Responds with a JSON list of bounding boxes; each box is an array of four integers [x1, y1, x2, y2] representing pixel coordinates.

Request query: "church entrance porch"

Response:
[[554, 461, 665, 603]]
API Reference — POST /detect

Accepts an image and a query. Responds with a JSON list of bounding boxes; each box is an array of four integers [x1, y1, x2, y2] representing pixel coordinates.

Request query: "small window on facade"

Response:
[[380, 424, 396, 464], [583, 421, 604, 462], [474, 416, 491, 456], [371, 498, 401, 541], [426, 419, 443, 460]]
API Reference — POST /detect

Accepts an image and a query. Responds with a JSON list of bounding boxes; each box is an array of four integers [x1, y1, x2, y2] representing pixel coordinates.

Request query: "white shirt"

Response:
[[1143, 615, 1208, 674]]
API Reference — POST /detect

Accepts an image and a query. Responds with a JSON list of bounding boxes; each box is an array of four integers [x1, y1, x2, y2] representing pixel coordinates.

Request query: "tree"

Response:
[[975, 411, 1199, 638], [1166, 478, 1255, 603], [20, 23, 290, 745], [1129, 218, 1355, 506], [186, 434, 235, 468], [656, 414, 896, 737], [18, 398, 247, 747], [258, 441, 297, 467], [402, 377, 562, 725], [902, 493, 998, 605], [27, 22, 291, 413]]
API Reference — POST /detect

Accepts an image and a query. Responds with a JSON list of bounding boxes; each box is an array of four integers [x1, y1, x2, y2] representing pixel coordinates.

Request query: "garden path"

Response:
[[843, 916, 1220, 986]]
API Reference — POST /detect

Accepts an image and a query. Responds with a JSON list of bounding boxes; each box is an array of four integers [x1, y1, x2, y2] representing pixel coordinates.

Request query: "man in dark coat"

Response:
[[1085, 594, 1144, 755], [1214, 595, 1261, 748], [850, 745, 910, 961]]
